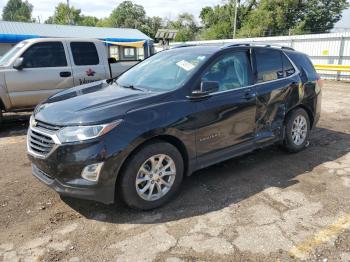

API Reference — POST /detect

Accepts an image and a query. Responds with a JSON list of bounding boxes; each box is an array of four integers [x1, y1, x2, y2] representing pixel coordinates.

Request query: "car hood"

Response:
[[34, 81, 163, 126]]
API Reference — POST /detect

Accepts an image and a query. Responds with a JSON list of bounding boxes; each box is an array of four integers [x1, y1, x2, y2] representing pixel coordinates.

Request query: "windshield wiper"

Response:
[[117, 83, 145, 92]]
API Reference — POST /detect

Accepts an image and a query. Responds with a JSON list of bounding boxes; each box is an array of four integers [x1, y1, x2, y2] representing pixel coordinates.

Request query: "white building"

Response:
[[0, 21, 153, 61]]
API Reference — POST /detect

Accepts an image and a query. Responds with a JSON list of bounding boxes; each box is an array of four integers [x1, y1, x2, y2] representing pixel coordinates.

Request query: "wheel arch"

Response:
[[114, 134, 190, 200], [285, 104, 314, 129]]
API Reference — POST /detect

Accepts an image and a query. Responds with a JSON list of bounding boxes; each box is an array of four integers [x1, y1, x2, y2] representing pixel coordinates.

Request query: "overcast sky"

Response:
[[0, 0, 349, 27]]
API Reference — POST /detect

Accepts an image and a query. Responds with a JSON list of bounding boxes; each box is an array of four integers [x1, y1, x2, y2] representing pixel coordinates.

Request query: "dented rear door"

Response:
[[252, 47, 300, 144]]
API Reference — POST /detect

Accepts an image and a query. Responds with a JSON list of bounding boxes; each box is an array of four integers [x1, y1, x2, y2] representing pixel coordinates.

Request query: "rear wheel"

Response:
[[283, 108, 310, 153], [119, 141, 184, 210]]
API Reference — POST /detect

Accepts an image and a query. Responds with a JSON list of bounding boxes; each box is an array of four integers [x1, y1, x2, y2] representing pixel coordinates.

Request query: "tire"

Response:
[[0, 111, 2, 126], [119, 141, 184, 210], [283, 108, 310, 153]]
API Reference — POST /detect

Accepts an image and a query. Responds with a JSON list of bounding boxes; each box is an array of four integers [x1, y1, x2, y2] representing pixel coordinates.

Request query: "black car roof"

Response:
[[167, 45, 221, 54], [169, 42, 295, 53]]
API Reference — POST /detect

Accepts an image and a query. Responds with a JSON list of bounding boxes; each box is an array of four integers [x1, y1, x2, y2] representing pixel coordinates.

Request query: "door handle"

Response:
[[60, 71, 72, 77], [243, 90, 254, 100]]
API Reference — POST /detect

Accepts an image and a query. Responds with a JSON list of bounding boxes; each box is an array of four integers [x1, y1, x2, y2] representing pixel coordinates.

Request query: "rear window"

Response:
[[254, 48, 284, 83], [70, 42, 99, 66], [285, 51, 318, 80], [282, 54, 296, 77]]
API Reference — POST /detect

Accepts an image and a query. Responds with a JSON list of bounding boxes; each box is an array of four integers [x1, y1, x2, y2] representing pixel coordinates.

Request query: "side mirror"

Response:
[[190, 81, 219, 99], [108, 57, 118, 64], [13, 57, 24, 70]]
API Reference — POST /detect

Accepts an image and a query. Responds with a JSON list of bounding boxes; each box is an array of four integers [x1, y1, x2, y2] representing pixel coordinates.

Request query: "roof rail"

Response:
[[171, 44, 198, 49], [222, 42, 295, 51]]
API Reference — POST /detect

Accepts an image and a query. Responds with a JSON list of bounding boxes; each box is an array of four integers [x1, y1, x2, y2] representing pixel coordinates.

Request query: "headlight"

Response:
[[56, 120, 122, 143], [29, 115, 36, 127]]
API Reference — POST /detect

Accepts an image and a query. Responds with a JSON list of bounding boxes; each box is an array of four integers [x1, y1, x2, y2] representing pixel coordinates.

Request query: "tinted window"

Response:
[[282, 54, 296, 77], [70, 42, 99, 65], [202, 51, 251, 91], [22, 42, 67, 68], [286, 51, 318, 80], [255, 48, 284, 83]]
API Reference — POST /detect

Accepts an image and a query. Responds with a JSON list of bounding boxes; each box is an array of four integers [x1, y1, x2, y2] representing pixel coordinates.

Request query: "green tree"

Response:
[[108, 1, 147, 29], [168, 13, 199, 42], [96, 18, 111, 27], [239, 0, 305, 37], [143, 16, 163, 39], [135, 16, 164, 39], [199, 0, 255, 40], [2, 0, 33, 22], [293, 0, 349, 34], [199, 4, 234, 39], [238, 0, 349, 37], [200, 0, 349, 39], [78, 15, 99, 27], [45, 3, 82, 25]]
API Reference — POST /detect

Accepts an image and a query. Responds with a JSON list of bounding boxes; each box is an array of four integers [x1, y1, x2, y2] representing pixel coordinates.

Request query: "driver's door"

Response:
[[192, 49, 257, 168], [5, 41, 73, 108]]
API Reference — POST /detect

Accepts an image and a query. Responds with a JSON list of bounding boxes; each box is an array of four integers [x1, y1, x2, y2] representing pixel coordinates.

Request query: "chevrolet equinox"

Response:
[[27, 43, 322, 210]]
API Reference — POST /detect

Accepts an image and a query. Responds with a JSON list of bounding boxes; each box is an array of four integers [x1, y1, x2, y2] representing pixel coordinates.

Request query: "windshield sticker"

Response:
[[176, 60, 195, 71], [197, 56, 206, 61]]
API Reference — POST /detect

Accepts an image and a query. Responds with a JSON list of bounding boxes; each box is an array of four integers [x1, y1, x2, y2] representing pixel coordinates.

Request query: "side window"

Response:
[[255, 48, 284, 83], [286, 52, 318, 80], [282, 54, 296, 77], [22, 42, 67, 68], [109, 46, 119, 60], [202, 51, 251, 92], [70, 42, 99, 66]]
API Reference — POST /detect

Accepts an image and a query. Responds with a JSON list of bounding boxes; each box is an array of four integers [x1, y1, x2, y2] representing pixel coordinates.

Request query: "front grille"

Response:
[[28, 129, 55, 156], [28, 120, 61, 157]]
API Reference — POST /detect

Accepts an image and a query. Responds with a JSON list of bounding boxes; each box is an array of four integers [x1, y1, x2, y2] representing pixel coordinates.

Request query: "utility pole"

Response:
[[233, 0, 238, 38], [67, 0, 71, 25]]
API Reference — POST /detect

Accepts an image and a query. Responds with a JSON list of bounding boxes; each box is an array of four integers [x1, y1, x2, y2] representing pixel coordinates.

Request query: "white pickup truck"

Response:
[[0, 38, 140, 123]]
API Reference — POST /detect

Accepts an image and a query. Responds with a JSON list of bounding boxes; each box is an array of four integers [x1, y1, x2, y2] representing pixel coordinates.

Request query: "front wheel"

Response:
[[283, 108, 310, 153], [119, 141, 184, 210]]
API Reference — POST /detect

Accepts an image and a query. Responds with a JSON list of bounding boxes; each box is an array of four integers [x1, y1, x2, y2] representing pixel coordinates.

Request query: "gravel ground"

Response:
[[0, 81, 350, 262]]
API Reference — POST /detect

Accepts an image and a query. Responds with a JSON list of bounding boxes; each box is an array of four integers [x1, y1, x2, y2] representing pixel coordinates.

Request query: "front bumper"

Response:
[[27, 130, 129, 204], [31, 164, 114, 204]]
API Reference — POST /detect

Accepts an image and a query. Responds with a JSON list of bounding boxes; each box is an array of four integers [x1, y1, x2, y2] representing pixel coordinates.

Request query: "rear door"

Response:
[[252, 47, 298, 144], [67, 41, 108, 86], [5, 41, 74, 108]]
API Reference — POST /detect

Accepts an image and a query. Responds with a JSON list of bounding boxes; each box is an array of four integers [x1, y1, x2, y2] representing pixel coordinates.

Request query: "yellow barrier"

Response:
[[314, 64, 350, 72]]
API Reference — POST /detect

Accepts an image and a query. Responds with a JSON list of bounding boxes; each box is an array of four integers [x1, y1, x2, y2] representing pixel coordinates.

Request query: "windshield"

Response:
[[116, 49, 210, 92], [0, 41, 28, 66]]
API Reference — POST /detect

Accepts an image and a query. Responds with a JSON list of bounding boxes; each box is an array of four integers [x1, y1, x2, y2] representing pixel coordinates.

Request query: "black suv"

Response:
[[27, 43, 322, 210]]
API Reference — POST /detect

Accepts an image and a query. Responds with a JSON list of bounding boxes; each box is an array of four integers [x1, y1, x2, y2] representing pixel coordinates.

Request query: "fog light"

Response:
[[81, 162, 104, 182]]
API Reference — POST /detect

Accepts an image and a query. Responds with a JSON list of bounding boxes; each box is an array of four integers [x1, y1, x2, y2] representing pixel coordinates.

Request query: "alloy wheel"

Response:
[[135, 154, 176, 201], [291, 115, 307, 146]]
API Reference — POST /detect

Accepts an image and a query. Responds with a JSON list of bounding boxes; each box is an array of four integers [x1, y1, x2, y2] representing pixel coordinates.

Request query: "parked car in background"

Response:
[[27, 43, 322, 210], [0, 38, 141, 123]]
